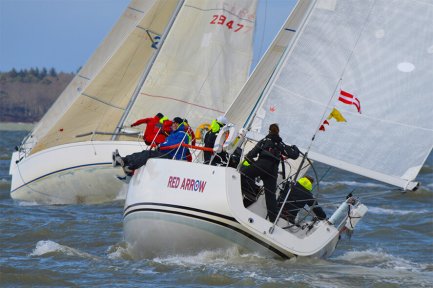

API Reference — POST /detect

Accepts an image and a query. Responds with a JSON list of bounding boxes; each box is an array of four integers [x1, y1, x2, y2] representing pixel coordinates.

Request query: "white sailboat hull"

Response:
[[9, 141, 146, 204], [124, 159, 342, 259]]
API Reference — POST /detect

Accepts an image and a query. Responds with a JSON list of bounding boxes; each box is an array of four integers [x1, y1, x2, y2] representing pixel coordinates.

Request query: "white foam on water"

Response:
[[17, 200, 40, 206], [29, 240, 97, 260], [334, 249, 426, 272], [153, 246, 252, 266], [106, 243, 131, 260], [321, 180, 388, 188], [367, 206, 429, 215], [151, 247, 282, 282], [114, 184, 128, 200]]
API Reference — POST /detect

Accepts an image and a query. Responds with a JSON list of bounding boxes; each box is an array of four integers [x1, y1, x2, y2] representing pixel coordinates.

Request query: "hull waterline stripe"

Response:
[[125, 202, 236, 222], [124, 206, 291, 259], [10, 162, 111, 193]]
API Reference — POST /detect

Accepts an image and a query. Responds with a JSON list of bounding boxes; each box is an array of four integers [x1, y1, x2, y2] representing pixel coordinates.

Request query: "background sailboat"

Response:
[[9, 0, 257, 204]]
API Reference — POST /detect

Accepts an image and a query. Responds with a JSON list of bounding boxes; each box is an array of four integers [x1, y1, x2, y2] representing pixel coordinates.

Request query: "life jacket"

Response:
[[210, 119, 224, 133], [183, 122, 196, 146], [204, 119, 224, 148], [297, 177, 313, 191]]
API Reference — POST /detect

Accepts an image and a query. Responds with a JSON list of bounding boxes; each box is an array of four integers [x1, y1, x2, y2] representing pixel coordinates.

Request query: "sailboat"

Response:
[[123, 0, 433, 259], [9, 0, 257, 204]]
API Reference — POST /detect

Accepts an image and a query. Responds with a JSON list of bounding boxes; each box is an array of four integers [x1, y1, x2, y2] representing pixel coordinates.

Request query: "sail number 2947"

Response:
[[210, 15, 249, 32]]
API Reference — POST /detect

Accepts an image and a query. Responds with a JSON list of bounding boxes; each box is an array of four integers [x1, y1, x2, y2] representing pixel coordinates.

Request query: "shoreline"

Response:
[[0, 122, 34, 131]]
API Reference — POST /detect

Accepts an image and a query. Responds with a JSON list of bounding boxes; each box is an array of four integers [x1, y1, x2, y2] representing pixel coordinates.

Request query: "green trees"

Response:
[[0, 68, 74, 122], [0, 67, 60, 82]]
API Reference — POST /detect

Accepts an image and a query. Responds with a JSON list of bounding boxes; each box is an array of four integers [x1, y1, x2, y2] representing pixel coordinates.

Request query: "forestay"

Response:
[[229, 0, 433, 190], [123, 0, 257, 129]]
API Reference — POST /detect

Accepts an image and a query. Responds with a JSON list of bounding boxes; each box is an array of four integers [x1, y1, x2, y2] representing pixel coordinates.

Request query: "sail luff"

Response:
[[225, 0, 316, 131], [114, 0, 185, 139]]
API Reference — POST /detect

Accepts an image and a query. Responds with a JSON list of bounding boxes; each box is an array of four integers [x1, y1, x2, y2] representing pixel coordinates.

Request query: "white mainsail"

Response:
[[227, 0, 433, 190], [123, 0, 258, 129]]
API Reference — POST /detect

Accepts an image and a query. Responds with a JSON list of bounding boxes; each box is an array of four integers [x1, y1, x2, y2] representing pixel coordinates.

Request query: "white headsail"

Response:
[[28, 0, 181, 154], [227, 0, 433, 190]]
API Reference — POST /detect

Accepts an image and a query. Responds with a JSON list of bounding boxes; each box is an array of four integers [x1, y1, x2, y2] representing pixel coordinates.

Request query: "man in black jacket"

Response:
[[240, 123, 300, 222], [203, 115, 228, 165]]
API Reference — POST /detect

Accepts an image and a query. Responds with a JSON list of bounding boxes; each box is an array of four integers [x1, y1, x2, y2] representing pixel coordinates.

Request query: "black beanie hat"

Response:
[[173, 117, 183, 124], [156, 112, 164, 118]]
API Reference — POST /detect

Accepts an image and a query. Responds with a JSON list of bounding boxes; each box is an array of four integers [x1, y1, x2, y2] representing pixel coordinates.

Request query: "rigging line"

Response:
[[139, 93, 225, 113], [138, 26, 160, 36], [128, 6, 145, 14], [26, 3, 148, 151], [242, 1, 315, 131], [306, 0, 378, 152], [309, 165, 333, 196], [73, 5, 148, 111], [257, 0, 268, 61], [114, 0, 186, 139], [81, 93, 125, 110], [91, 23, 150, 133], [355, 189, 398, 200]]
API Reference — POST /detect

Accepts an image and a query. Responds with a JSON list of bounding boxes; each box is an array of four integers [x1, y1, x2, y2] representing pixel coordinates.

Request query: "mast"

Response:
[[113, 0, 185, 139]]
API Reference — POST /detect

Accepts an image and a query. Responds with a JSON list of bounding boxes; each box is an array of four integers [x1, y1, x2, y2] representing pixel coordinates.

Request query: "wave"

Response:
[[0, 178, 11, 191], [320, 180, 389, 189], [152, 246, 259, 266], [18, 200, 42, 206], [367, 206, 430, 215], [106, 241, 133, 260], [30, 240, 99, 260], [114, 185, 128, 201], [334, 249, 427, 272], [148, 247, 299, 285]]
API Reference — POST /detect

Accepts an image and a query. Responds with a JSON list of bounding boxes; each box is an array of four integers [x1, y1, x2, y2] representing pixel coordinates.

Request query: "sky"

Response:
[[0, 0, 296, 73]]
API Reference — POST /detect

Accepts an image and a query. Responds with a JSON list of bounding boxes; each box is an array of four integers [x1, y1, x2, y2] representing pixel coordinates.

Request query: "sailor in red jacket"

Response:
[[130, 113, 170, 145]]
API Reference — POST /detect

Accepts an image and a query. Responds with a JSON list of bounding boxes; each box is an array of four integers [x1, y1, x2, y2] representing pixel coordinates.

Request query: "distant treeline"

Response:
[[1, 67, 60, 83], [0, 68, 74, 123]]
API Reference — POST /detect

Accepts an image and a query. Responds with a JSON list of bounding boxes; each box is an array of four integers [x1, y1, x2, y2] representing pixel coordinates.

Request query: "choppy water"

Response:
[[1, 127, 432, 287]]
